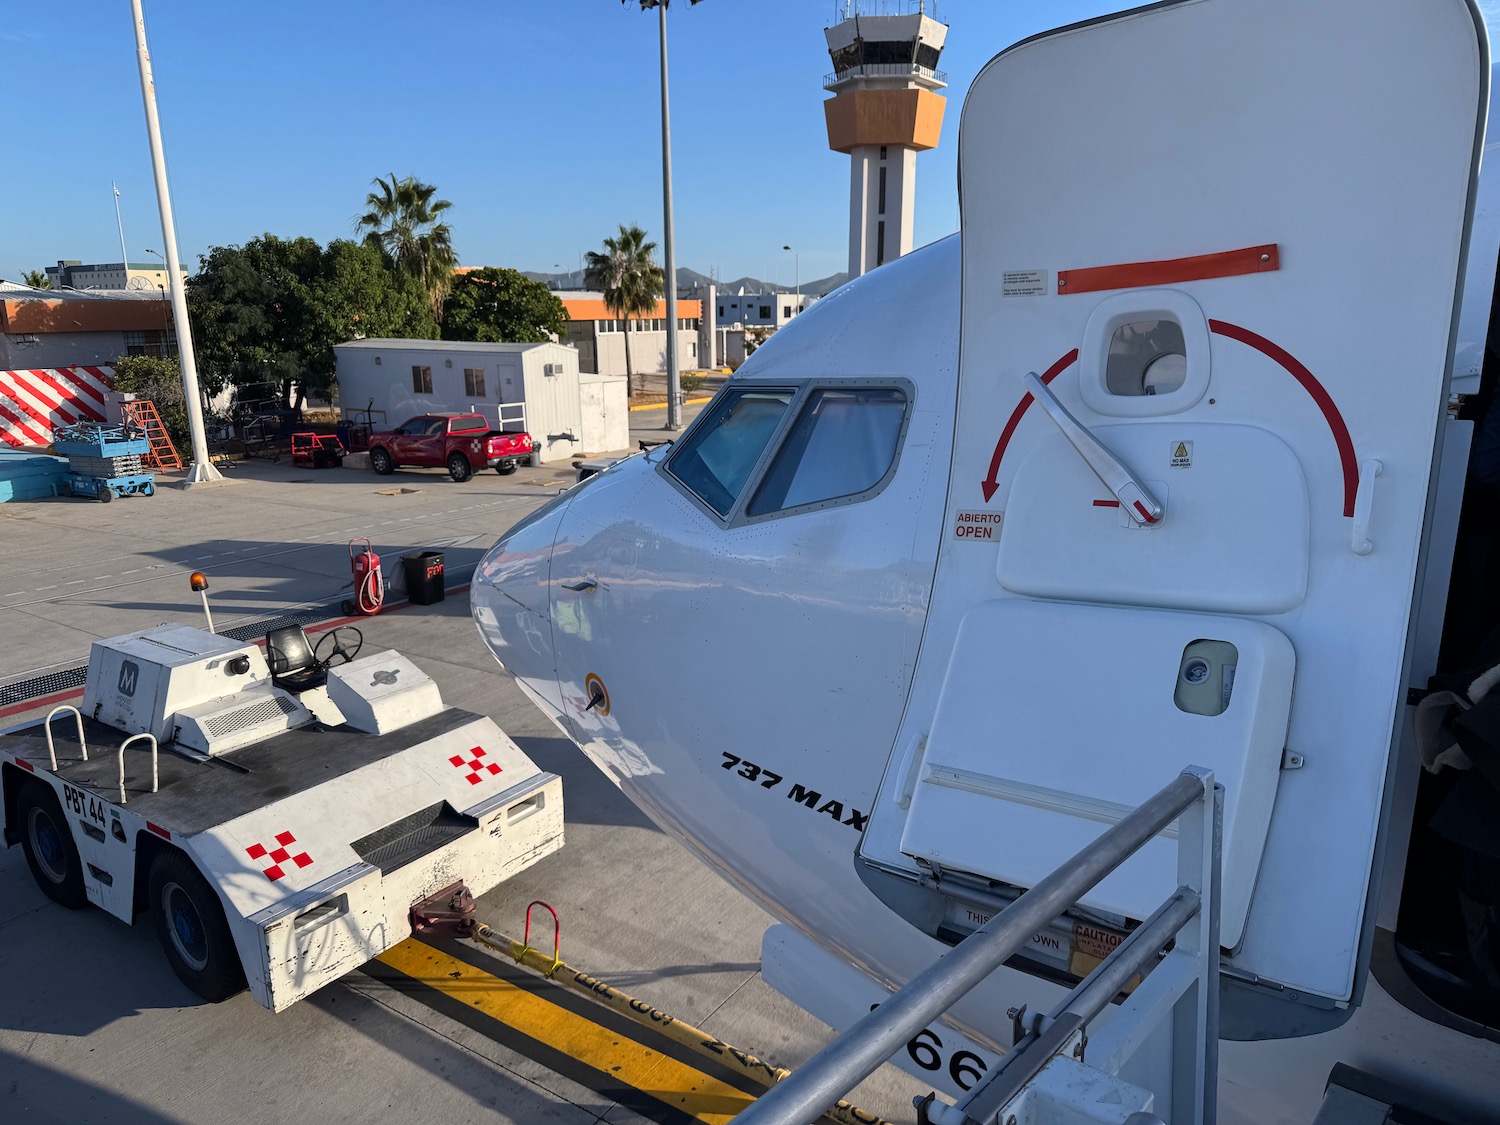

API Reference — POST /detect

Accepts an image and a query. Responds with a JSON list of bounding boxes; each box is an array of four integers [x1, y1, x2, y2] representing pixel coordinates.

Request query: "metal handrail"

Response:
[[732, 768, 1213, 1125], [823, 63, 948, 89], [117, 732, 159, 804], [44, 705, 88, 769]]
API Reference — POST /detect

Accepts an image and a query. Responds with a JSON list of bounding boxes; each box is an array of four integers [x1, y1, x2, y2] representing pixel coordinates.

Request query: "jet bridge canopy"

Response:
[[859, 0, 1488, 1021]]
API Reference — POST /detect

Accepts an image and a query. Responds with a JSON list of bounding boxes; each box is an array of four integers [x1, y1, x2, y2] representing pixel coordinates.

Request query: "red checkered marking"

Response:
[[245, 830, 314, 882], [449, 745, 503, 786]]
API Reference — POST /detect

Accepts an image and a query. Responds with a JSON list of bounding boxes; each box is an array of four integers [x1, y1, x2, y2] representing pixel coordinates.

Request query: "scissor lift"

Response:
[[0, 620, 563, 1011]]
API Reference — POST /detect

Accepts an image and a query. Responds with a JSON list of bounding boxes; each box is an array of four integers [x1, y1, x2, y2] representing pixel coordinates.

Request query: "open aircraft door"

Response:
[[857, 0, 1488, 1035]]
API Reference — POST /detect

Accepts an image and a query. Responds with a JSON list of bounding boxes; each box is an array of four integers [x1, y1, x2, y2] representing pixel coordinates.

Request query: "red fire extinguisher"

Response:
[[344, 538, 385, 617]]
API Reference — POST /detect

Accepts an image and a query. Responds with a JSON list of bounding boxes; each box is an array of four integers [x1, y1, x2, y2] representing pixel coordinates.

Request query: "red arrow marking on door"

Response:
[[981, 349, 1078, 503]]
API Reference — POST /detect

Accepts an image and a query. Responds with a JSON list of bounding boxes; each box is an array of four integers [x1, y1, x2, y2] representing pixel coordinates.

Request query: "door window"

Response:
[[666, 389, 793, 516]]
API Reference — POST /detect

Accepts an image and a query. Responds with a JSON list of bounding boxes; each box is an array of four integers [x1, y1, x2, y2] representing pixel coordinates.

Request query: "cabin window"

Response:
[[747, 388, 907, 516], [1106, 320, 1188, 397], [667, 388, 794, 516]]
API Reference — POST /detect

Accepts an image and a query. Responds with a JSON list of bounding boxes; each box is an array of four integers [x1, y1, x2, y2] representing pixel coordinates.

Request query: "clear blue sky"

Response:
[[4, 1, 1494, 290]]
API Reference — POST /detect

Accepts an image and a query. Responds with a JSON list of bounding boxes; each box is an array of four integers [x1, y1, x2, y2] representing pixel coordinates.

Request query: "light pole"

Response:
[[130, 0, 221, 483], [783, 245, 800, 318], [632, 0, 703, 431], [144, 248, 173, 347], [112, 183, 130, 284]]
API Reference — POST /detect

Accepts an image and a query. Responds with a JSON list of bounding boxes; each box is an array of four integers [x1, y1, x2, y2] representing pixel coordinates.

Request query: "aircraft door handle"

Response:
[[562, 578, 598, 592], [1351, 459, 1383, 556], [1023, 371, 1164, 526]]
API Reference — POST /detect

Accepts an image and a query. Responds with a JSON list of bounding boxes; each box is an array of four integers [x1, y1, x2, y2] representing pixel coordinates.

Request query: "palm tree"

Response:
[[584, 223, 664, 396], [356, 174, 457, 318], [21, 269, 51, 289]]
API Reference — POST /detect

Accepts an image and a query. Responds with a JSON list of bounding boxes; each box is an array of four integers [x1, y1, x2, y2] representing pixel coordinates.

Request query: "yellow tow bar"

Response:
[[468, 902, 893, 1125]]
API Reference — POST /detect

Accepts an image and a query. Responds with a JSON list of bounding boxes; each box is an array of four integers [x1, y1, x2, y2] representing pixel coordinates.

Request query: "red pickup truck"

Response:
[[368, 413, 538, 481]]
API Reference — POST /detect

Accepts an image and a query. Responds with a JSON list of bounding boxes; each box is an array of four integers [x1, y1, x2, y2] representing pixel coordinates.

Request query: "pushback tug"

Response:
[[1, 575, 563, 1010], [472, 0, 1500, 1120]]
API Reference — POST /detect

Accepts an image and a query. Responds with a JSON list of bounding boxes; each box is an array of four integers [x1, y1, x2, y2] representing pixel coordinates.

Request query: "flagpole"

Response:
[[112, 184, 131, 283], [658, 0, 682, 430], [130, 0, 222, 483]]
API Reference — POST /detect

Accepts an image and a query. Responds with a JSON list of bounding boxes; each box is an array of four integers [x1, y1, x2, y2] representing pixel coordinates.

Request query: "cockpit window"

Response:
[[747, 388, 908, 516], [666, 389, 793, 516]]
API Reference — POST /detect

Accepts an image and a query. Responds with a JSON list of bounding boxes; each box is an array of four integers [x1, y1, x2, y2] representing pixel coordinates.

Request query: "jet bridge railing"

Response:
[[731, 767, 1222, 1125]]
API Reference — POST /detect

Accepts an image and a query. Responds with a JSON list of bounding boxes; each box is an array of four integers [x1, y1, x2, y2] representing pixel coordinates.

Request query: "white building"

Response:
[[333, 338, 626, 464], [558, 293, 702, 378], [45, 259, 188, 293], [711, 289, 815, 330]]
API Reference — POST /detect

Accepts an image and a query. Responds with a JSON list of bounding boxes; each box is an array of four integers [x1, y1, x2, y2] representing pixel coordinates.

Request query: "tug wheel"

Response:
[[148, 849, 245, 1002], [18, 780, 87, 909]]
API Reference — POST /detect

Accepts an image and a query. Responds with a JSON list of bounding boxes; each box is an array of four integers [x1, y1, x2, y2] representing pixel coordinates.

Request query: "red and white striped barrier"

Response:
[[0, 366, 113, 448]]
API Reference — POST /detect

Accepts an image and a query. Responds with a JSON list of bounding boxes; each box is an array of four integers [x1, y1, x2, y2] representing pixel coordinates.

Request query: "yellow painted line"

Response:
[[376, 939, 758, 1124], [629, 396, 715, 412]]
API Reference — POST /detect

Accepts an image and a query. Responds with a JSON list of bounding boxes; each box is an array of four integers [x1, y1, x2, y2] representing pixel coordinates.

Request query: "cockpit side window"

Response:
[[747, 388, 908, 516], [665, 389, 793, 516]]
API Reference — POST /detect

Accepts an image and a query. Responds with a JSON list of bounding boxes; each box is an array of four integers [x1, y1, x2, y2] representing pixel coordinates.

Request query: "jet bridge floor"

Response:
[[2, 707, 483, 835]]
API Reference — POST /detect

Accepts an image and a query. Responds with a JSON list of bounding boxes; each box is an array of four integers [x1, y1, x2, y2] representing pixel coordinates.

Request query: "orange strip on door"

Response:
[[1057, 243, 1279, 295]]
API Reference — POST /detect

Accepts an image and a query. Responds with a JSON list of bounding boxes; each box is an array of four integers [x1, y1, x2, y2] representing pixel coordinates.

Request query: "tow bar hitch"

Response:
[[410, 881, 476, 939]]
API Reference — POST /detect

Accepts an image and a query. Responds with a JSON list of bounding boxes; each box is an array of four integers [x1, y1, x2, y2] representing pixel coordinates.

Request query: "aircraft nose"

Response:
[[471, 491, 570, 685]]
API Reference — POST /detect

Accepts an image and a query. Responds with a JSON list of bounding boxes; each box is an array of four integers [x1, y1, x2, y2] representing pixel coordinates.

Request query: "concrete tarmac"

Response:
[[0, 394, 931, 1125]]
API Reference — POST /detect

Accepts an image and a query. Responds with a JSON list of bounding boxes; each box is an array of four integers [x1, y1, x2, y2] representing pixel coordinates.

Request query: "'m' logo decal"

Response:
[[118, 661, 139, 697]]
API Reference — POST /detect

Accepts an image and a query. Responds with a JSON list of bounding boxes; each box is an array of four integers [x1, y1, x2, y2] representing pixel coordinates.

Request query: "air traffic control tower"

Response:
[[824, 5, 948, 277]]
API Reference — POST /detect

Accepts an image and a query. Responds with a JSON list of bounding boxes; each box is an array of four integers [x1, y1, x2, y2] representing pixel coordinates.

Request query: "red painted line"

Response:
[[7, 375, 68, 428], [981, 349, 1079, 502], [1093, 499, 1120, 508], [0, 687, 84, 719], [1133, 501, 1158, 524], [1208, 320, 1358, 517], [1059, 244, 1279, 295]]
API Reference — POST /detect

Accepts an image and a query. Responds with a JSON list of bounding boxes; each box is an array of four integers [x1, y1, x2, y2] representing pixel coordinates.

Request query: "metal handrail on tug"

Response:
[[732, 768, 1223, 1125], [117, 732, 160, 804], [44, 705, 89, 769]]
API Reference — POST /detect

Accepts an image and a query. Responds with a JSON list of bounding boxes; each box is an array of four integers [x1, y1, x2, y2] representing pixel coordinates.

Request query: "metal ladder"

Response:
[[123, 399, 182, 470], [733, 768, 1223, 1125]]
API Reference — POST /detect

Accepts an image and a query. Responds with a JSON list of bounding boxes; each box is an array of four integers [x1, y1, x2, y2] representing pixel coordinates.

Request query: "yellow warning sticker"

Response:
[[1170, 441, 1193, 468]]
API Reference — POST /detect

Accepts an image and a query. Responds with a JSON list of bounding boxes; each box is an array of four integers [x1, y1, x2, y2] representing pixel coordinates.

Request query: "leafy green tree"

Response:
[[356, 174, 457, 319], [442, 268, 569, 343], [110, 354, 190, 451], [21, 269, 51, 289], [584, 223, 664, 395], [188, 235, 434, 407]]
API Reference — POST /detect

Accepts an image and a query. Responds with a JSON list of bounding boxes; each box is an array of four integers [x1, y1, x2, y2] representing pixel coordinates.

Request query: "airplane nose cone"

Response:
[[471, 491, 570, 690]]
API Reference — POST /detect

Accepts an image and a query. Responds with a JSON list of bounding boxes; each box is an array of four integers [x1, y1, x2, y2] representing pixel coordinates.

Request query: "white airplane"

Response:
[[474, 0, 1500, 1120]]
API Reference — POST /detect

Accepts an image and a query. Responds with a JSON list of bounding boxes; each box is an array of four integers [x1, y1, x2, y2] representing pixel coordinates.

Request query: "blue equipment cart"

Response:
[[53, 423, 156, 503]]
